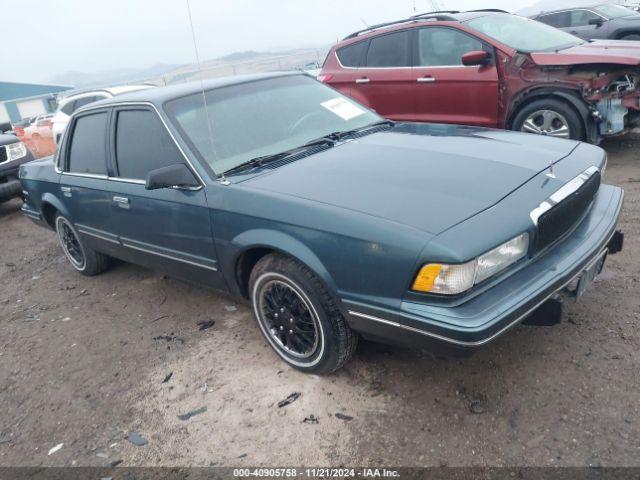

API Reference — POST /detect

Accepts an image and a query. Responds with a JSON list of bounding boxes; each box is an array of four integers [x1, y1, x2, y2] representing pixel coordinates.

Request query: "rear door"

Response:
[[539, 9, 609, 39], [324, 40, 369, 97], [59, 108, 119, 255], [349, 30, 415, 120], [412, 26, 499, 126], [106, 106, 225, 289]]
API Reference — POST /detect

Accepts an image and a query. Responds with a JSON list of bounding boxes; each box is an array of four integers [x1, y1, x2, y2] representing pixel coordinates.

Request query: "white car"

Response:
[[52, 85, 156, 145]]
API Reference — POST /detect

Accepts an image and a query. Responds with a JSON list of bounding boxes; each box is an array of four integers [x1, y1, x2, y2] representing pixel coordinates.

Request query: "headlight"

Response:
[[475, 233, 529, 284], [412, 233, 529, 295], [6, 142, 27, 162]]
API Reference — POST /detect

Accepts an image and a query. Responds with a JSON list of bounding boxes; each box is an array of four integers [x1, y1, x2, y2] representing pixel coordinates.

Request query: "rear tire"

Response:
[[512, 98, 585, 141], [55, 213, 109, 276], [249, 253, 357, 374]]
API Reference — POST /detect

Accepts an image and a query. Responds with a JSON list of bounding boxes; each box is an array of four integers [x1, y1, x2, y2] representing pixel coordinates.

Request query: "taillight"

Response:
[[317, 74, 334, 83]]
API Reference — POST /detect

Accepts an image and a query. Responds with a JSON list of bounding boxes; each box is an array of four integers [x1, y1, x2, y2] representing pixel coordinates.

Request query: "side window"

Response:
[[67, 112, 108, 175], [336, 41, 367, 67], [72, 96, 99, 112], [115, 109, 182, 180], [60, 101, 76, 115], [418, 28, 485, 67], [568, 10, 601, 27], [365, 31, 411, 68], [537, 12, 569, 28]]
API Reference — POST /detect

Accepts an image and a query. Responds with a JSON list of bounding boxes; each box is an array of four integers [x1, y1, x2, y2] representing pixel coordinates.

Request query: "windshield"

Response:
[[467, 14, 585, 52], [164, 75, 381, 174], [594, 4, 638, 18]]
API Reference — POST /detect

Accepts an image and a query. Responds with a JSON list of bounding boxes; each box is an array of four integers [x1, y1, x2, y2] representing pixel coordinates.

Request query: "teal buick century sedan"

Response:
[[19, 73, 624, 373]]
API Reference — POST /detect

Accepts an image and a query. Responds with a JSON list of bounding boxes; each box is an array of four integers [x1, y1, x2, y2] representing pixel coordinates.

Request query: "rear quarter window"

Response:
[[336, 41, 367, 67], [67, 112, 108, 175]]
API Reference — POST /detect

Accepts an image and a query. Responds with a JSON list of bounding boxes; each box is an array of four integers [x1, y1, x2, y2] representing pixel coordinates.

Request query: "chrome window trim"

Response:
[[537, 8, 607, 24], [529, 166, 600, 226], [335, 24, 492, 71], [61, 171, 108, 180], [59, 101, 207, 186], [108, 177, 146, 185]]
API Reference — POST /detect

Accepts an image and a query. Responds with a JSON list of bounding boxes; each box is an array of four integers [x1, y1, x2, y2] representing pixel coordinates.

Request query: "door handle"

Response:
[[355, 78, 371, 84], [417, 77, 436, 83], [61, 186, 72, 197], [113, 196, 130, 208]]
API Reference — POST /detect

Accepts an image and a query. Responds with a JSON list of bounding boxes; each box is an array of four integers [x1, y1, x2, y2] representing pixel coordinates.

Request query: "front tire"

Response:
[[512, 98, 585, 141], [55, 214, 109, 276], [621, 33, 640, 41], [249, 253, 357, 374]]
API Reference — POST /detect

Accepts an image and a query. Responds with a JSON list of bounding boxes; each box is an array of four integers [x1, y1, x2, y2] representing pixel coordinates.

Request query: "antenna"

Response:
[[185, 0, 228, 184]]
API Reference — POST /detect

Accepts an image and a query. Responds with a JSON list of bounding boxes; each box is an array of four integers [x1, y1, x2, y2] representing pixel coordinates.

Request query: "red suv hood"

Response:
[[531, 40, 640, 66]]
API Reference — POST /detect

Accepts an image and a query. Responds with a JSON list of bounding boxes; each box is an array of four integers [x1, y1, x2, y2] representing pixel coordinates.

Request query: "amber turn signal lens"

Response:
[[412, 264, 442, 292]]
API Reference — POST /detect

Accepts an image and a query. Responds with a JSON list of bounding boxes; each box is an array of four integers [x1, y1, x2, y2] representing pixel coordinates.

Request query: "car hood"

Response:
[[530, 40, 640, 66], [0, 133, 19, 146], [240, 123, 579, 235]]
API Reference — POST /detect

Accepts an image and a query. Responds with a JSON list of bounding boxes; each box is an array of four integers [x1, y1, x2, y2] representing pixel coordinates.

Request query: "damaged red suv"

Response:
[[319, 9, 640, 143]]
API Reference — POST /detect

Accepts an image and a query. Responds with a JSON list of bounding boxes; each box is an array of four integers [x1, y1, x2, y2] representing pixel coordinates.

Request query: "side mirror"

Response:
[[461, 50, 490, 66], [588, 18, 604, 27], [145, 163, 199, 190]]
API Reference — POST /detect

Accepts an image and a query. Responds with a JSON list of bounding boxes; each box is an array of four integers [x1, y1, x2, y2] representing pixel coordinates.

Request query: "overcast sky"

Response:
[[3, 0, 541, 84]]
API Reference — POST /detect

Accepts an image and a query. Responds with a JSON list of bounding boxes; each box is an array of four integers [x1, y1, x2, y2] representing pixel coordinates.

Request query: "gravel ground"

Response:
[[0, 137, 638, 468]]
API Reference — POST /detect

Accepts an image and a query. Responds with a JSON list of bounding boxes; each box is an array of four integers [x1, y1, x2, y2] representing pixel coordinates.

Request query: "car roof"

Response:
[[533, 3, 626, 16], [340, 10, 507, 43], [78, 72, 303, 112], [60, 84, 155, 102]]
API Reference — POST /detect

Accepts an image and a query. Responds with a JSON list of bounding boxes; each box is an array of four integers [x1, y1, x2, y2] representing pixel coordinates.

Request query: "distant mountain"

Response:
[[46, 46, 328, 89], [47, 63, 184, 88]]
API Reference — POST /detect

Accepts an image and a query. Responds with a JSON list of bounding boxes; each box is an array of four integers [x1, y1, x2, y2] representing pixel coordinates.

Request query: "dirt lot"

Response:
[[0, 138, 638, 468]]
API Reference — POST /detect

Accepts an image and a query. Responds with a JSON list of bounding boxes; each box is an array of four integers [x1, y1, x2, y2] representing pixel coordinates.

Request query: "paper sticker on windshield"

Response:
[[321, 97, 366, 121]]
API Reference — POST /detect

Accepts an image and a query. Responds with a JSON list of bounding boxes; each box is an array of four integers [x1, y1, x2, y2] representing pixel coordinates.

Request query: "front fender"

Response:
[[223, 228, 344, 312], [508, 87, 599, 143]]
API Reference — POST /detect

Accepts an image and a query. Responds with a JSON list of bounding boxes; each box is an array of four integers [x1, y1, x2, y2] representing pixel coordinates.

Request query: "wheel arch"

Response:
[[507, 87, 598, 143], [228, 229, 344, 312], [40, 192, 70, 229], [613, 29, 640, 39]]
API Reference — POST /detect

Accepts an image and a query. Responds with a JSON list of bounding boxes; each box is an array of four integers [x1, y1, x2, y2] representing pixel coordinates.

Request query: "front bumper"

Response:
[[345, 184, 624, 351]]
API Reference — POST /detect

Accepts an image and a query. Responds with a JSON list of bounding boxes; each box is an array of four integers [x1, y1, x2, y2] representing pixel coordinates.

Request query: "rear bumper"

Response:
[[345, 184, 624, 351]]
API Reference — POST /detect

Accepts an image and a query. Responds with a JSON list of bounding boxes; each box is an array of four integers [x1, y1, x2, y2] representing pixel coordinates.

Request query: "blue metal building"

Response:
[[0, 81, 73, 130]]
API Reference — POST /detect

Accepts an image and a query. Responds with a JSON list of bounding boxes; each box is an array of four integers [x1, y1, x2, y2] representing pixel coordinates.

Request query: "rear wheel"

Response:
[[55, 214, 109, 276], [512, 99, 585, 141], [249, 253, 357, 374]]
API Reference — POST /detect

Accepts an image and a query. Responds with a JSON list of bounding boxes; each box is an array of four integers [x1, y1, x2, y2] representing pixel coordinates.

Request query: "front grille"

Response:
[[0, 146, 7, 164], [535, 171, 601, 251]]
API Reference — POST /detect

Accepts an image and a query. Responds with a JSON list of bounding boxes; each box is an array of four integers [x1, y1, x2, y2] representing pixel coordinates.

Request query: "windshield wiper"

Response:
[[314, 119, 395, 143], [223, 138, 335, 176]]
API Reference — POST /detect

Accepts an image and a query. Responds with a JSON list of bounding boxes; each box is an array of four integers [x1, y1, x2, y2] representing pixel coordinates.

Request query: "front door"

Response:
[[107, 106, 225, 289], [411, 26, 499, 127], [348, 29, 416, 121], [563, 9, 610, 39]]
